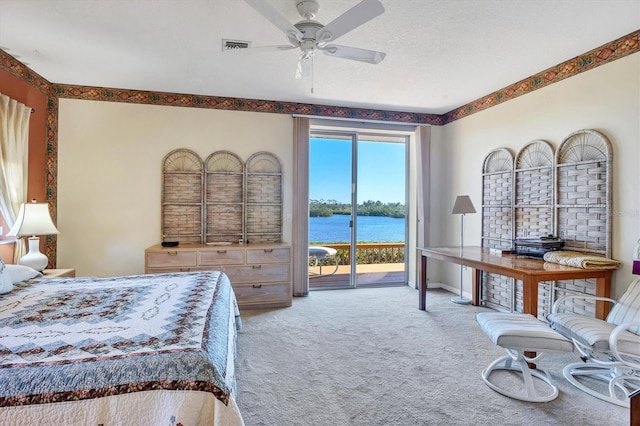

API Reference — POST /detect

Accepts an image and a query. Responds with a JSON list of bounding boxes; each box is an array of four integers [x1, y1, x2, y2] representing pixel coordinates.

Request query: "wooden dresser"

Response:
[[145, 243, 292, 309]]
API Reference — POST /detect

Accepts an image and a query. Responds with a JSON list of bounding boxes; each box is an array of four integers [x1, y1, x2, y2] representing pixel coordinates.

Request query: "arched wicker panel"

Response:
[[514, 140, 555, 239], [481, 148, 514, 249], [204, 151, 245, 244], [161, 149, 204, 244], [513, 140, 555, 314], [550, 130, 613, 319], [481, 148, 514, 312], [555, 129, 612, 256], [245, 152, 283, 243]]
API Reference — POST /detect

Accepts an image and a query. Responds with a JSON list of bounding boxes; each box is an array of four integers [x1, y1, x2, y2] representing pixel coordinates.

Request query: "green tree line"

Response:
[[310, 199, 405, 218]]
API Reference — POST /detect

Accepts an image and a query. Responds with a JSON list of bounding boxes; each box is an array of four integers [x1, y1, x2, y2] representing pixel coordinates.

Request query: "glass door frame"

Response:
[[309, 128, 409, 289], [354, 132, 409, 287]]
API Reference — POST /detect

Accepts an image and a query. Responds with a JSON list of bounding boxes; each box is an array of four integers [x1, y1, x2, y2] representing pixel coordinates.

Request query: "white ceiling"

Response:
[[0, 0, 638, 114]]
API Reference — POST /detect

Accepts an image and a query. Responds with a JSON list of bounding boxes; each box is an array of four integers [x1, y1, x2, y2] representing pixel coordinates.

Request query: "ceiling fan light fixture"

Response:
[[242, 0, 386, 79]]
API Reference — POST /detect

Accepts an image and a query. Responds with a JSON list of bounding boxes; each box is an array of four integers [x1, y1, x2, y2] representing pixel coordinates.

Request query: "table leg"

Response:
[[472, 268, 482, 306], [522, 277, 540, 368], [595, 273, 612, 320], [521, 277, 539, 318], [419, 254, 427, 310]]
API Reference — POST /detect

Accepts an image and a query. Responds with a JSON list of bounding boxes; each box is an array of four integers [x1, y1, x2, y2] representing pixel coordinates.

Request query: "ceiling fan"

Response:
[[240, 0, 386, 79]]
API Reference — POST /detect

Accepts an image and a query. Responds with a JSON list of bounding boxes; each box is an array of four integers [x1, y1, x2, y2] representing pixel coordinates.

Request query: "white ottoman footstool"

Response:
[[476, 312, 574, 402]]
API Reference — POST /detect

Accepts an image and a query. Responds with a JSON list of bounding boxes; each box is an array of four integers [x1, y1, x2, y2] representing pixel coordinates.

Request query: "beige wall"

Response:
[[430, 52, 640, 299], [57, 100, 293, 277]]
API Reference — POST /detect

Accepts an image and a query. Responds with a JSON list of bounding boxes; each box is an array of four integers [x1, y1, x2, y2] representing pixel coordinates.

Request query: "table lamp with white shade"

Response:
[[8, 200, 59, 271], [451, 195, 476, 304]]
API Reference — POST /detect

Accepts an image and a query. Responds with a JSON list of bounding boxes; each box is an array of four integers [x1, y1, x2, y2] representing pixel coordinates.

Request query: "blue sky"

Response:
[[309, 137, 406, 204]]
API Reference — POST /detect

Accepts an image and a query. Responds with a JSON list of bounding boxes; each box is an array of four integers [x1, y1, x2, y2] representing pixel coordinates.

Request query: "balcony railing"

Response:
[[310, 242, 404, 266]]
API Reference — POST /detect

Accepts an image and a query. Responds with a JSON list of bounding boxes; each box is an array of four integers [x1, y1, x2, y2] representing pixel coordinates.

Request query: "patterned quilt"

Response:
[[0, 271, 241, 412]]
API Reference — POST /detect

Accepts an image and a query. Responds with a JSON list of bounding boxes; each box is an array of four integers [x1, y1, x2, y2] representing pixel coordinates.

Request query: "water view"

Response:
[[309, 215, 405, 243]]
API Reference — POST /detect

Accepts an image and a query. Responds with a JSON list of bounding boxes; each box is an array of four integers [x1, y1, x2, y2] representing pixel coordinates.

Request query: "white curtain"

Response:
[[415, 126, 431, 288], [0, 93, 31, 263], [415, 126, 431, 247]]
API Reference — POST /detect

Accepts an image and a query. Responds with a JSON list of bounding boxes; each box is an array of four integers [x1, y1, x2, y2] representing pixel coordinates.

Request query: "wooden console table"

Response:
[[417, 246, 615, 319]]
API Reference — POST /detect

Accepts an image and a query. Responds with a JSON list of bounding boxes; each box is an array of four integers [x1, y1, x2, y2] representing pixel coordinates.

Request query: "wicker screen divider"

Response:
[[514, 140, 555, 239], [551, 130, 613, 318], [245, 152, 283, 244], [205, 151, 245, 244], [161, 149, 204, 245], [161, 149, 283, 245], [555, 129, 612, 256], [480, 129, 612, 319], [481, 148, 516, 312]]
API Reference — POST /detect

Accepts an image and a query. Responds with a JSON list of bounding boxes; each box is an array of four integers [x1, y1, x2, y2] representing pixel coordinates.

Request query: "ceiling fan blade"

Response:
[[243, 0, 304, 41], [321, 44, 386, 64], [316, 0, 385, 44], [295, 56, 312, 80]]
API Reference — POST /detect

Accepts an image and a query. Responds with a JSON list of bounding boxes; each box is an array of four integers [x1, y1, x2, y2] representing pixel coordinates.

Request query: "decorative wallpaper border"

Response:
[[0, 51, 50, 94], [44, 95, 59, 266], [51, 84, 444, 125]]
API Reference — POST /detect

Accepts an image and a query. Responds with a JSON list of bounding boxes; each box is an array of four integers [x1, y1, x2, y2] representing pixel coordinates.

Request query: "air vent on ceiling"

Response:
[[222, 39, 251, 51]]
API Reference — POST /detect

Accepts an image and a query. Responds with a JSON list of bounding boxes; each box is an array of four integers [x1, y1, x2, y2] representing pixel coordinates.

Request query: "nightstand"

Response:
[[42, 268, 76, 278]]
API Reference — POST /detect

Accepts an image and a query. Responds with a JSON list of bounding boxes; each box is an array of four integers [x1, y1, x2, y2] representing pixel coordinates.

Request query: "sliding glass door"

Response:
[[354, 135, 407, 287], [309, 133, 355, 288], [309, 130, 407, 289]]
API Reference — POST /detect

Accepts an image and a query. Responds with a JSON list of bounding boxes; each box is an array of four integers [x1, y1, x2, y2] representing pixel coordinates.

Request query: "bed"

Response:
[[0, 268, 244, 426]]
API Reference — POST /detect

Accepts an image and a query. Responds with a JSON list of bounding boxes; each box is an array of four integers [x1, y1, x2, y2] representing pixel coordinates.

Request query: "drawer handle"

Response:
[[167, 251, 178, 256], [179, 268, 191, 272], [217, 250, 227, 254], [252, 284, 262, 288], [252, 265, 262, 269], [264, 249, 273, 253]]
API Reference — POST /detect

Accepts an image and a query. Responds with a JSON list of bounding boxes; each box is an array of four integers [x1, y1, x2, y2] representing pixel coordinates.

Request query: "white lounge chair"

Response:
[[547, 277, 640, 407]]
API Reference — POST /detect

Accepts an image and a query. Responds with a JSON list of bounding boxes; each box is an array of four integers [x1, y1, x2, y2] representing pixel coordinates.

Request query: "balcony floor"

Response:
[[309, 263, 405, 289]]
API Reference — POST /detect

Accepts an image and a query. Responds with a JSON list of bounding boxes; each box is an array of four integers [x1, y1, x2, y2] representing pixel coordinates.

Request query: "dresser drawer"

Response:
[[224, 264, 290, 284], [199, 248, 245, 266], [146, 250, 197, 268], [232, 282, 291, 308], [246, 247, 290, 264]]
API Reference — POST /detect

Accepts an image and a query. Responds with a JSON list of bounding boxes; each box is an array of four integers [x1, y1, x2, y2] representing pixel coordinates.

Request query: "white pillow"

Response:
[[6, 264, 42, 284], [0, 258, 14, 294]]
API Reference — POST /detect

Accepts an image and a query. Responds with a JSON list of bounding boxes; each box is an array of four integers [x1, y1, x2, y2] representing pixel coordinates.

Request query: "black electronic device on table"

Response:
[[513, 235, 564, 258], [161, 241, 179, 248]]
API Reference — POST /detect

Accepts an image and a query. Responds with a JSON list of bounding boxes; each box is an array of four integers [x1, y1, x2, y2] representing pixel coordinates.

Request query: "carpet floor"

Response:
[[235, 286, 629, 426]]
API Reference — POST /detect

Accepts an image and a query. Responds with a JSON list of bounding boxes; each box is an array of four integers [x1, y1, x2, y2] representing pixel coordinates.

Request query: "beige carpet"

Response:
[[235, 286, 629, 426]]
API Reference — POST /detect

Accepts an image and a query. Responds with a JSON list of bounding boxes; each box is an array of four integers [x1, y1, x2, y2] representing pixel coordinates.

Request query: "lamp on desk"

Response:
[[451, 195, 476, 304], [8, 200, 59, 272]]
